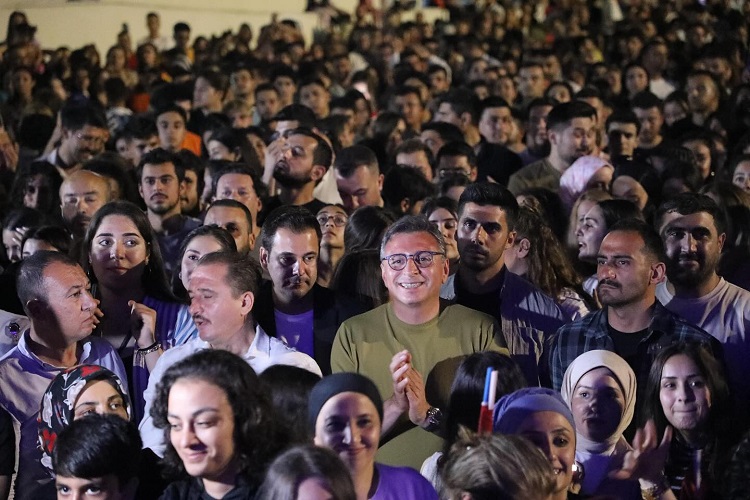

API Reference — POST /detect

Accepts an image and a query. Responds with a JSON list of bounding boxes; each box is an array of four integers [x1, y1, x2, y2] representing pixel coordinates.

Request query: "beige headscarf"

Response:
[[561, 350, 636, 454]]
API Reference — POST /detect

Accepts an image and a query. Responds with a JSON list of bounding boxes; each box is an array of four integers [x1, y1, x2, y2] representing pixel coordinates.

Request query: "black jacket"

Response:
[[254, 281, 368, 374]]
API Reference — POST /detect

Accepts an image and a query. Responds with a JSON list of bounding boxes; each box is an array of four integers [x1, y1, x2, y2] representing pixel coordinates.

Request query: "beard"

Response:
[[148, 197, 179, 215], [273, 167, 312, 189], [665, 252, 718, 289]]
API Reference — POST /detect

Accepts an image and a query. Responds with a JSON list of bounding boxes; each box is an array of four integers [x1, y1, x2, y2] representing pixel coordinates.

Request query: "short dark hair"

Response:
[[273, 104, 316, 128], [259, 206, 321, 253], [173, 22, 190, 33], [607, 217, 666, 262], [439, 88, 480, 124], [546, 100, 597, 131], [420, 122, 464, 143], [254, 82, 279, 98], [212, 165, 261, 204], [394, 138, 434, 170], [206, 198, 254, 232], [380, 215, 445, 258], [53, 414, 142, 488], [606, 108, 641, 134], [436, 141, 477, 169], [17, 251, 80, 315], [136, 147, 185, 182], [382, 166, 436, 215], [155, 103, 187, 124], [60, 102, 107, 132], [525, 97, 558, 120], [334, 145, 379, 177], [287, 128, 332, 170], [393, 85, 424, 106], [654, 192, 726, 237], [631, 91, 663, 112], [478, 96, 511, 118], [329, 96, 355, 112], [457, 182, 519, 229], [195, 251, 262, 298], [597, 199, 644, 229]]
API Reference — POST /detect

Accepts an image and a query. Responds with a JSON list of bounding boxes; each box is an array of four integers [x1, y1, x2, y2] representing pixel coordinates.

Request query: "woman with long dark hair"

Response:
[[81, 200, 197, 419]]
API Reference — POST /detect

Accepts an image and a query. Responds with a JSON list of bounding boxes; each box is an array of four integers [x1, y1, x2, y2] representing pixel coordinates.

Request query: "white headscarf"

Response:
[[560, 350, 636, 454]]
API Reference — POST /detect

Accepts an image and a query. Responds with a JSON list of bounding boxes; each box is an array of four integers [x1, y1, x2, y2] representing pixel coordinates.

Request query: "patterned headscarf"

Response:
[[38, 365, 130, 473]]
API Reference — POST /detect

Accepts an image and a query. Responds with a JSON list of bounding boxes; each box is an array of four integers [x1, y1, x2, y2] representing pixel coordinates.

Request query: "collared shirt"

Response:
[[549, 301, 721, 391], [0, 331, 127, 498], [139, 324, 321, 456]]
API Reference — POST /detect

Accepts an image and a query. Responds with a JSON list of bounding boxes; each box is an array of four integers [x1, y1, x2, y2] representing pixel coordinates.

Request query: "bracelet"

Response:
[[641, 475, 670, 500], [136, 341, 160, 354]]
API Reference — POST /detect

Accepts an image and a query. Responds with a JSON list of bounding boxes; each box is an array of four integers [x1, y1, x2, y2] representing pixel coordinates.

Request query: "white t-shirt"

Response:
[[656, 278, 750, 406]]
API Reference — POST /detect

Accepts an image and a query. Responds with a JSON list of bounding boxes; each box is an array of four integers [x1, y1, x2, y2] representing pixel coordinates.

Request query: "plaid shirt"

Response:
[[549, 301, 722, 391]]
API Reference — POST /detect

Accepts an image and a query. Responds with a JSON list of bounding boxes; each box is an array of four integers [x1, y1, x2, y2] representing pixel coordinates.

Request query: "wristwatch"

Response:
[[423, 406, 443, 432]]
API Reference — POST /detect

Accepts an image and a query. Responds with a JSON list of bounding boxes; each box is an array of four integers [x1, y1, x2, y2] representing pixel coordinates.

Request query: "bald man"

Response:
[[60, 170, 112, 237]]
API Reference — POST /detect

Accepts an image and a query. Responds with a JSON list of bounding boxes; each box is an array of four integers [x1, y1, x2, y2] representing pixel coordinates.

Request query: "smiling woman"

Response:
[[151, 349, 285, 500], [308, 373, 439, 500], [629, 342, 740, 499]]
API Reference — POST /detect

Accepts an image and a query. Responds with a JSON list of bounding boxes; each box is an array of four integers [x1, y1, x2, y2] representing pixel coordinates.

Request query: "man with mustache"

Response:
[[508, 100, 597, 195], [254, 206, 365, 375], [137, 148, 200, 277], [60, 170, 112, 239], [139, 251, 320, 456], [441, 183, 566, 385], [655, 193, 750, 414], [42, 102, 109, 178], [0, 252, 126, 498], [549, 218, 719, 392]]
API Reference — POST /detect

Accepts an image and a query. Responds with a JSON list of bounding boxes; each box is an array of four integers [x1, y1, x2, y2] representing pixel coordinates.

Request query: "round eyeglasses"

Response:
[[381, 251, 445, 271], [317, 214, 348, 227]]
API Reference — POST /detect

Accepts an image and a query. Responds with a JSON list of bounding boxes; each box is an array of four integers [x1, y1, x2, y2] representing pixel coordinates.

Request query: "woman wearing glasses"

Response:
[[316, 204, 348, 288]]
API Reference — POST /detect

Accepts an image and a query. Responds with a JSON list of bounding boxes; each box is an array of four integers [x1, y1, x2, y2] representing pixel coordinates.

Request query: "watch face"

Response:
[[5, 322, 20, 344]]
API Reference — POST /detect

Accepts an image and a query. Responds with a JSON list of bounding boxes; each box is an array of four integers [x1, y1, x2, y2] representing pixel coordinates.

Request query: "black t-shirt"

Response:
[[258, 196, 327, 226], [454, 270, 503, 318], [608, 323, 649, 370]]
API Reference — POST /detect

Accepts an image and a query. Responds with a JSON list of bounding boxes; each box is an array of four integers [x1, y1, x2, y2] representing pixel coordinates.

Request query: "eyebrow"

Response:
[[661, 374, 702, 379], [64, 191, 99, 196], [75, 394, 123, 410], [66, 284, 84, 295], [596, 254, 632, 260], [168, 408, 220, 419], [95, 232, 142, 238]]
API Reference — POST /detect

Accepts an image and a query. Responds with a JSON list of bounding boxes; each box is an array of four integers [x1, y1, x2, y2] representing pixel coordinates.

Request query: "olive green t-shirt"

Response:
[[331, 302, 507, 469]]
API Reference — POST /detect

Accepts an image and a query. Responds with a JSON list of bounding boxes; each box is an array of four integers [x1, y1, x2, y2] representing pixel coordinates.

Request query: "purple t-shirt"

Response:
[[373, 463, 439, 500], [274, 308, 315, 358]]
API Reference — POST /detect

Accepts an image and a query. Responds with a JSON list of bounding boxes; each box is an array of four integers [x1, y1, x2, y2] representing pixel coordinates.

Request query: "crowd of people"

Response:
[[0, 0, 750, 498]]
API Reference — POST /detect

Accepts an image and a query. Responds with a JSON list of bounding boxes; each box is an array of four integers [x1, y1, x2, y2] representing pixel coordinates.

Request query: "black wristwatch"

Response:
[[423, 406, 443, 432]]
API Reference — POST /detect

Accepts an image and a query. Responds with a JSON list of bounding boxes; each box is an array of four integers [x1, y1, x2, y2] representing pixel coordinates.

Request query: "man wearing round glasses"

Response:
[[42, 103, 109, 178], [332, 215, 507, 469]]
